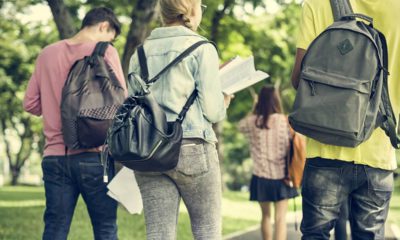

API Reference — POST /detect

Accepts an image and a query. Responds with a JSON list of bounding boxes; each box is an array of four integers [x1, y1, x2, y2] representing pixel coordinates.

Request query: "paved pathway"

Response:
[[224, 223, 301, 240], [224, 213, 400, 240], [223, 212, 301, 240]]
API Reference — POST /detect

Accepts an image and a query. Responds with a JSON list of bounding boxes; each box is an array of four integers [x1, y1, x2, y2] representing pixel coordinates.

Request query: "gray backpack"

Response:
[[289, 0, 400, 148], [61, 42, 125, 149]]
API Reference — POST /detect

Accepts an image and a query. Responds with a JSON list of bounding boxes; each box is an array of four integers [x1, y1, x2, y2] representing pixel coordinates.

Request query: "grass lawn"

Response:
[[2, 180, 398, 240], [0, 186, 259, 240]]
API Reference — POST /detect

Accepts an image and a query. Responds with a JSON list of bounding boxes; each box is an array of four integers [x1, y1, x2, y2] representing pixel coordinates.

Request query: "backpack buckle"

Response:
[[177, 114, 184, 123]]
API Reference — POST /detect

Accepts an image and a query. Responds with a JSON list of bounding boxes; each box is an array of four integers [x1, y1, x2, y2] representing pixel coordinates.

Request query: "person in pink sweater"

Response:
[[23, 7, 126, 240]]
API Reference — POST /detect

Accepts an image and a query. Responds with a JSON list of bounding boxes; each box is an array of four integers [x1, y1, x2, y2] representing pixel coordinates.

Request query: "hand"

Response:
[[283, 178, 294, 188], [224, 93, 234, 108]]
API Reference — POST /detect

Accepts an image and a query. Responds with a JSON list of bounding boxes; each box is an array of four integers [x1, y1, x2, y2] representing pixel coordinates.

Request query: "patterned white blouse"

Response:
[[238, 113, 291, 180]]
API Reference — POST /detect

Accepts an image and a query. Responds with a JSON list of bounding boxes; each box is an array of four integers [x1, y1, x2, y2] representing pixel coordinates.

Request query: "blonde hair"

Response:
[[159, 0, 200, 31]]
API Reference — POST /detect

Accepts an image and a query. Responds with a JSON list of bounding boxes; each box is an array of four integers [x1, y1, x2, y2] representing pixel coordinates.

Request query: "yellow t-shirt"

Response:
[[297, 0, 400, 170]]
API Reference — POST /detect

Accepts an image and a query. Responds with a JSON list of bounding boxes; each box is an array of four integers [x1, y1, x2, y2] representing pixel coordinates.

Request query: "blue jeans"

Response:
[[301, 157, 393, 240], [335, 199, 349, 240], [41, 152, 117, 240]]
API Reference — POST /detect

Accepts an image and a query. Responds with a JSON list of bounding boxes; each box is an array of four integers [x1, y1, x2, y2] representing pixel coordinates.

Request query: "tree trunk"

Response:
[[47, 0, 77, 39], [1, 117, 34, 186], [211, 0, 235, 43], [10, 167, 20, 186], [121, 0, 158, 76]]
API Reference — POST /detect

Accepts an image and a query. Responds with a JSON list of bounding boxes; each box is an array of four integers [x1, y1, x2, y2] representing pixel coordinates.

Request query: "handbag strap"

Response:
[[285, 117, 296, 180]]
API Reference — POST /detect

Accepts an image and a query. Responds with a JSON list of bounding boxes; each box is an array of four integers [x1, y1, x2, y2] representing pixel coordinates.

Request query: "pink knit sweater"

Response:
[[23, 40, 127, 157], [239, 114, 291, 179]]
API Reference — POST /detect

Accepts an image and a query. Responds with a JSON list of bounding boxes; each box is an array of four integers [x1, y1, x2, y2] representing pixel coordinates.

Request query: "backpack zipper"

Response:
[[142, 140, 163, 161], [120, 139, 163, 163]]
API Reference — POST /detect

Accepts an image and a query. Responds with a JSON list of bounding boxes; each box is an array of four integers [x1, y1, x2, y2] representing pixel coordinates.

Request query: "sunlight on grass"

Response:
[[0, 199, 45, 207], [0, 186, 258, 239], [0, 186, 44, 192], [3, 184, 396, 239]]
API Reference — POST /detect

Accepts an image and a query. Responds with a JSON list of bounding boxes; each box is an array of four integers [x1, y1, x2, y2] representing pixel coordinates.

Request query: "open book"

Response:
[[220, 56, 269, 95]]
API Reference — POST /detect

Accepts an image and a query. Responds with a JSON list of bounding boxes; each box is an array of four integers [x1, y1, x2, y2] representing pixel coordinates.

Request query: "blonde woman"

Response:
[[239, 86, 298, 240], [128, 0, 231, 239]]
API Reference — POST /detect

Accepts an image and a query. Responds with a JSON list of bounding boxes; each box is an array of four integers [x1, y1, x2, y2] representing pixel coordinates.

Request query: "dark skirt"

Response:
[[249, 175, 299, 202]]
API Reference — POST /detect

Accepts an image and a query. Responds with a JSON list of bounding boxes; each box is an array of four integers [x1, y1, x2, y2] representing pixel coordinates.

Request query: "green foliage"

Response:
[[222, 121, 252, 190], [0, 0, 303, 187], [0, 5, 58, 184], [216, 2, 302, 189]]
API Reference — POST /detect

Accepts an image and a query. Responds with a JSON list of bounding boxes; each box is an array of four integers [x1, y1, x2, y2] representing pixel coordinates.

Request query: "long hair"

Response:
[[253, 86, 283, 129]]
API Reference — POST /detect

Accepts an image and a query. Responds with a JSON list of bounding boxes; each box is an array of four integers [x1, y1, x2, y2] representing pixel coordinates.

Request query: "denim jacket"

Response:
[[128, 26, 226, 142]]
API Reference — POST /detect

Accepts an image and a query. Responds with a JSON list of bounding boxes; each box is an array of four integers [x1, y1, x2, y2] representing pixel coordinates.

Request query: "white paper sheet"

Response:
[[107, 167, 143, 214]]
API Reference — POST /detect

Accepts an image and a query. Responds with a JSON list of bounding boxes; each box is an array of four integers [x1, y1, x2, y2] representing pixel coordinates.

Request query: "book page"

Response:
[[223, 70, 269, 95], [220, 56, 269, 95]]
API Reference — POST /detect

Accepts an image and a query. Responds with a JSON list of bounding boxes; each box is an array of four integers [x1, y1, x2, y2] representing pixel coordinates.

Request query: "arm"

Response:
[[23, 57, 42, 116], [194, 43, 226, 123], [292, 0, 316, 89], [291, 48, 306, 89], [105, 46, 128, 97]]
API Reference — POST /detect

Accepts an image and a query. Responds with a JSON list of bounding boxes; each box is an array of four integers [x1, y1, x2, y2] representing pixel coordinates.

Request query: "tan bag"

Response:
[[285, 126, 306, 188]]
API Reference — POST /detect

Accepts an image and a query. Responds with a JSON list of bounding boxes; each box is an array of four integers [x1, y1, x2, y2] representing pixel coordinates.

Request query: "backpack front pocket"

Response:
[[292, 67, 372, 138]]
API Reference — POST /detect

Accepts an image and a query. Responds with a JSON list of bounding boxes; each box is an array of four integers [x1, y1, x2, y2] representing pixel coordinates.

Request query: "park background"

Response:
[[0, 0, 399, 239]]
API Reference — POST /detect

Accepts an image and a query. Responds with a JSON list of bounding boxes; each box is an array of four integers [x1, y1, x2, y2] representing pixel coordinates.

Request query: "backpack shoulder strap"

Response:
[[172, 41, 214, 123], [377, 31, 400, 149], [135, 40, 215, 123], [137, 45, 149, 81], [148, 40, 214, 84], [176, 90, 198, 123], [92, 41, 110, 57], [330, 0, 354, 22]]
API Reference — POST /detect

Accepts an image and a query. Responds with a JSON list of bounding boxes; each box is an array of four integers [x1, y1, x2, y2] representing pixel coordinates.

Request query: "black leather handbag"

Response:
[[102, 41, 211, 179]]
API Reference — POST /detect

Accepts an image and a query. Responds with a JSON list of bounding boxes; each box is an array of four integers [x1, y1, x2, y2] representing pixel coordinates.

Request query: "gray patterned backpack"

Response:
[[289, 0, 400, 148], [61, 42, 125, 149]]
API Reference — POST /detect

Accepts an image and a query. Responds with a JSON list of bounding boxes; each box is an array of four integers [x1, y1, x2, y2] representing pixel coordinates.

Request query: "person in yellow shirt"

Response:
[[291, 0, 399, 238]]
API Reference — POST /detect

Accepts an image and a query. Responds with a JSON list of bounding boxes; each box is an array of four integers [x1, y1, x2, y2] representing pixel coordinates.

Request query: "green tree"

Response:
[[0, 5, 58, 185], [47, 0, 158, 75], [0, 0, 303, 186], [42, 0, 269, 189], [218, 2, 302, 189]]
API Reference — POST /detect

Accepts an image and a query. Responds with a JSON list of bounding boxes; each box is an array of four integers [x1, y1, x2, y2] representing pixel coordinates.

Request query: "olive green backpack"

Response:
[[289, 0, 400, 148]]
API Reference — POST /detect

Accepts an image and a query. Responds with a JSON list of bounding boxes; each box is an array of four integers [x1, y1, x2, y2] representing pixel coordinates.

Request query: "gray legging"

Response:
[[135, 139, 222, 240]]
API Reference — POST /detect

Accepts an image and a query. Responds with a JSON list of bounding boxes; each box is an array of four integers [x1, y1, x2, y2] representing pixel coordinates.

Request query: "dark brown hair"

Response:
[[253, 86, 283, 129], [81, 7, 121, 37]]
